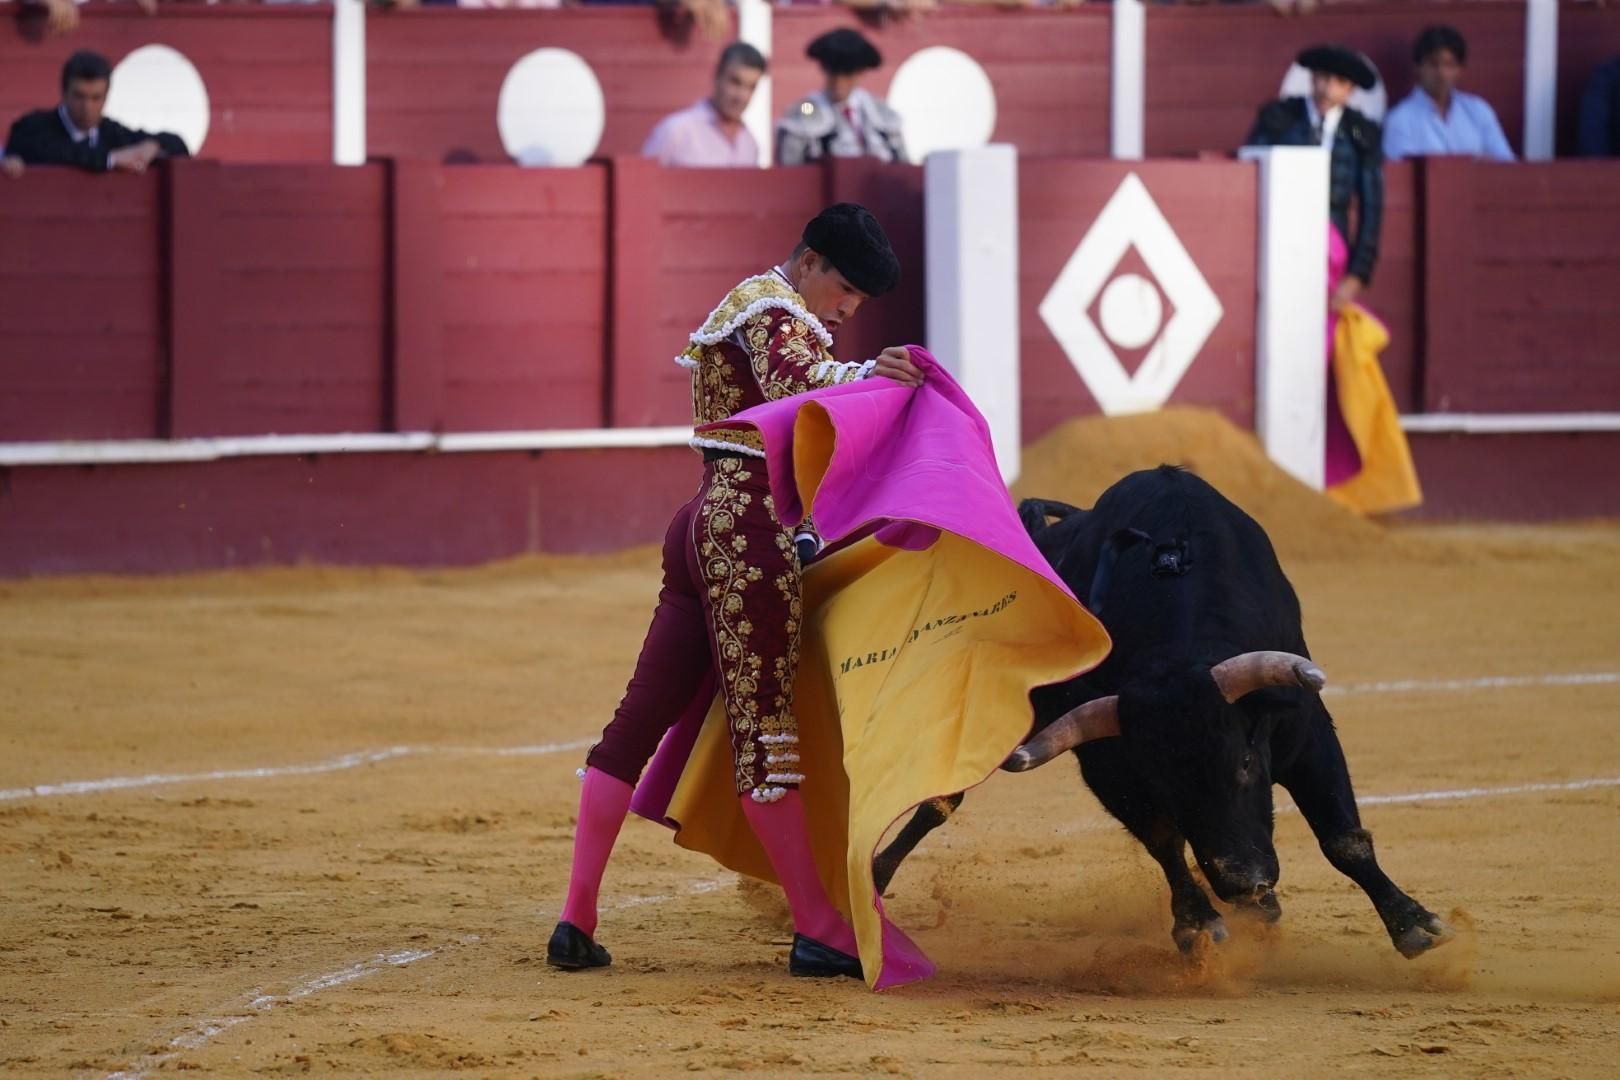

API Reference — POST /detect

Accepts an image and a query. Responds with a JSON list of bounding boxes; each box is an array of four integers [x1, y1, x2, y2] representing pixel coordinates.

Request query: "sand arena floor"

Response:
[[2, 412, 1618, 1078]]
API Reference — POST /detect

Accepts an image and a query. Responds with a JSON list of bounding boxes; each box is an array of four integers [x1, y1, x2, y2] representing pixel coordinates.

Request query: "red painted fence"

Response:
[[7, 4, 1620, 164], [5, 157, 1617, 453]]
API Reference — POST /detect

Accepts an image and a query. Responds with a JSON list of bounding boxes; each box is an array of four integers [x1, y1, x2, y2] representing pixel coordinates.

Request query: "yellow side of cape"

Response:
[[662, 529, 1108, 988], [1327, 303, 1424, 516]]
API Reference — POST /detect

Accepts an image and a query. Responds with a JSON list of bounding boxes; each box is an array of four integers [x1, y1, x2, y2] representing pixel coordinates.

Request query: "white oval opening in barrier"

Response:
[[497, 48, 606, 167], [887, 47, 997, 165], [107, 44, 211, 154], [1097, 273, 1165, 351]]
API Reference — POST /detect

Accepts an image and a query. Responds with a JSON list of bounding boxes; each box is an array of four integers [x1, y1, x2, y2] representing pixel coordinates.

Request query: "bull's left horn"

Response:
[[1209, 651, 1327, 704], [1002, 696, 1121, 772]]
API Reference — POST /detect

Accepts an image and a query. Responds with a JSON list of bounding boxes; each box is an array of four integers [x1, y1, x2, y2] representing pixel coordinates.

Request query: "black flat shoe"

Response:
[[547, 921, 611, 971], [788, 934, 863, 980]]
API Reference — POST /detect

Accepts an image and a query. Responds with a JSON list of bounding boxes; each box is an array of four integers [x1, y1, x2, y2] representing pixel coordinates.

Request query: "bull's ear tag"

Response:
[[1151, 541, 1192, 577]]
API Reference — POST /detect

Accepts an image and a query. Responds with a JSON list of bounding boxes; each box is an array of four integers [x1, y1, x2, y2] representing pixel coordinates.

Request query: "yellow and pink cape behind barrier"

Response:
[[629, 347, 1111, 990]]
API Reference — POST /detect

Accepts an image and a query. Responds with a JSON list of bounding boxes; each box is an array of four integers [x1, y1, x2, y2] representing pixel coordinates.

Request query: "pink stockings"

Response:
[[560, 771, 856, 956], [741, 789, 858, 955], [558, 769, 633, 938]]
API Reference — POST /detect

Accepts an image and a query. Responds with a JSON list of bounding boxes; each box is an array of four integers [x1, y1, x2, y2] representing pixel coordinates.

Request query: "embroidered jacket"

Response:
[[677, 272, 874, 458]]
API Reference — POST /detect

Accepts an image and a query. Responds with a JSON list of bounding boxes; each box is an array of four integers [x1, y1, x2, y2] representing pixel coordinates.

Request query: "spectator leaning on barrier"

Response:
[[1382, 26, 1514, 163], [641, 42, 766, 168], [775, 28, 905, 167], [1244, 43, 1383, 313], [3, 50, 190, 178]]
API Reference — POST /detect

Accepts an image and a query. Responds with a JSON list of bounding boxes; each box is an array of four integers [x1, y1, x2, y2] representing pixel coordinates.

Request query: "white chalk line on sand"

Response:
[[1321, 671, 1620, 696], [7, 670, 1619, 804], [0, 739, 597, 802], [104, 871, 740, 1080], [105, 945, 447, 1080]]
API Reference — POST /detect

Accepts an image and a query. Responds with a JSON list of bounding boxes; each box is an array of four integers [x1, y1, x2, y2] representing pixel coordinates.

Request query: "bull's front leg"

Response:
[[872, 793, 964, 894], [1144, 823, 1231, 953], [1277, 718, 1454, 958]]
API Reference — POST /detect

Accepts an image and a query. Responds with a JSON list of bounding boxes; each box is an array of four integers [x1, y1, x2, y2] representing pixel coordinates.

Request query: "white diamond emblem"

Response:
[[1038, 173, 1224, 415]]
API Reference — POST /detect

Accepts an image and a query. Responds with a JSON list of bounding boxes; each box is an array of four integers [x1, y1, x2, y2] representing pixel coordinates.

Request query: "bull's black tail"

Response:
[[1017, 498, 1082, 539]]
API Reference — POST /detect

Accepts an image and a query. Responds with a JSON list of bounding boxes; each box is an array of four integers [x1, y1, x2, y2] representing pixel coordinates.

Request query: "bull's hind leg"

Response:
[[872, 793, 964, 894], [1278, 719, 1454, 958]]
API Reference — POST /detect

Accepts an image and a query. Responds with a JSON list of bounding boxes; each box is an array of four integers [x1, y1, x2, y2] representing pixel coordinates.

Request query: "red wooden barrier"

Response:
[[1423, 158, 1620, 413], [167, 161, 388, 437], [0, 7, 333, 162], [1144, 2, 1527, 159], [392, 162, 608, 434], [0, 169, 164, 440], [422, 164, 609, 431], [1018, 160, 1258, 442], [772, 7, 1112, 159], [365, 8, 724, 165], [1557, 3, 1620, 156]]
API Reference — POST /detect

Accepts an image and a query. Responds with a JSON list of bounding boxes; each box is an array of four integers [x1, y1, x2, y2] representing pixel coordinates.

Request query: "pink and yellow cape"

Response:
[[629, 347, 1110, 990]]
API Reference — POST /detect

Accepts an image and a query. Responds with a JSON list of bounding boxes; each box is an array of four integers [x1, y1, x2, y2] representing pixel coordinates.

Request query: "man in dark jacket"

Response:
[[1244, 44, 1383, 312], [3, 50, 190, 177]]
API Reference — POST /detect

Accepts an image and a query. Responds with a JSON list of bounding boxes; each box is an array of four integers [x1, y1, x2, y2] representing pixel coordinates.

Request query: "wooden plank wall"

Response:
[[1144, 2, 1528, 158], [772, 7, 1112, 159], [6, 158, 1619, 446], [0, 7, 333, 162], [433, 166, 609, 430], [2, 4, 1613, 165], [1423, 159, 1620, 413], [1018, 160, 1258, 442], [168, 162, 388, 437], [0, 170, 165, 440], [364, 9, 723, 164]]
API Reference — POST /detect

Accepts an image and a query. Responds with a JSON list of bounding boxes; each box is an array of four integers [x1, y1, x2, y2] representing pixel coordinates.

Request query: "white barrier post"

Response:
[[332, 0, 366, 165], [1523, 0, 1558, 161], [925, 146, 1021, 484], [737, 0, 772, 168], [1245, 145, 1330, 490], [1111, 0, 1145, 161]]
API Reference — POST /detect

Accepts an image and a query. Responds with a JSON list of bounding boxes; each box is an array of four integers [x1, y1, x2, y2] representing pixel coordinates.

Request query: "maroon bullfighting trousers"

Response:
[[584, 453, 805, 803]]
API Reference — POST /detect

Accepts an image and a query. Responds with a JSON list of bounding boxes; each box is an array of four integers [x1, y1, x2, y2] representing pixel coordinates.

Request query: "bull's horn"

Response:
[[1002, 697, 1121, 772], [1209, 651, 1327, 703]]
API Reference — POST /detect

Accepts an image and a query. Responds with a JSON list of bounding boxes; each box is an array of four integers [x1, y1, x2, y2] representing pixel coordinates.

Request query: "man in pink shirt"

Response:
[[642, 42, 765, 168]]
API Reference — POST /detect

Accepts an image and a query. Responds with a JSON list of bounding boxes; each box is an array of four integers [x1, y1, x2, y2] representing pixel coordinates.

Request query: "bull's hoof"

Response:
[[1233, 887, 1283, 924], [1172, 915, 1228, 954], [1393, 913, 1455, 959]]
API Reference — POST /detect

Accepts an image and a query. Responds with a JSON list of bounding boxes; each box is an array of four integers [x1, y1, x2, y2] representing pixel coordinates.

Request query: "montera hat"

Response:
[[802, 203, 900, 297], [807, 28, 883, 75], [1296, 44, 1378, 91]]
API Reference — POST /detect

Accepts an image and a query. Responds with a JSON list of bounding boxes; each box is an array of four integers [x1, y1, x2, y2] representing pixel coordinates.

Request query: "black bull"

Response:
[[871, 467, 1452, 959]]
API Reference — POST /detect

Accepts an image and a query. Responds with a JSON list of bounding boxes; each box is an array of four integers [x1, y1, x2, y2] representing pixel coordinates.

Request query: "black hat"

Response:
[[807, 28, 883, 76], [1296, 44, 1378, 91], [802, 203, 899, 297]]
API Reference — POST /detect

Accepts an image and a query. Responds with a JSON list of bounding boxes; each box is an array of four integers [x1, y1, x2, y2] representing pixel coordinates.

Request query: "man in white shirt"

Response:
[[1383, 25, 1515, 162], [641, 42, 765, 168]]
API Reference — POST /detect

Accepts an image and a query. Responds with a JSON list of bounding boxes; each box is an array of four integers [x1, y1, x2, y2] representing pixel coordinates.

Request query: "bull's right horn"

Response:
[[1209, 651, 1327, 704], [1002, 697, 1121, 772]]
